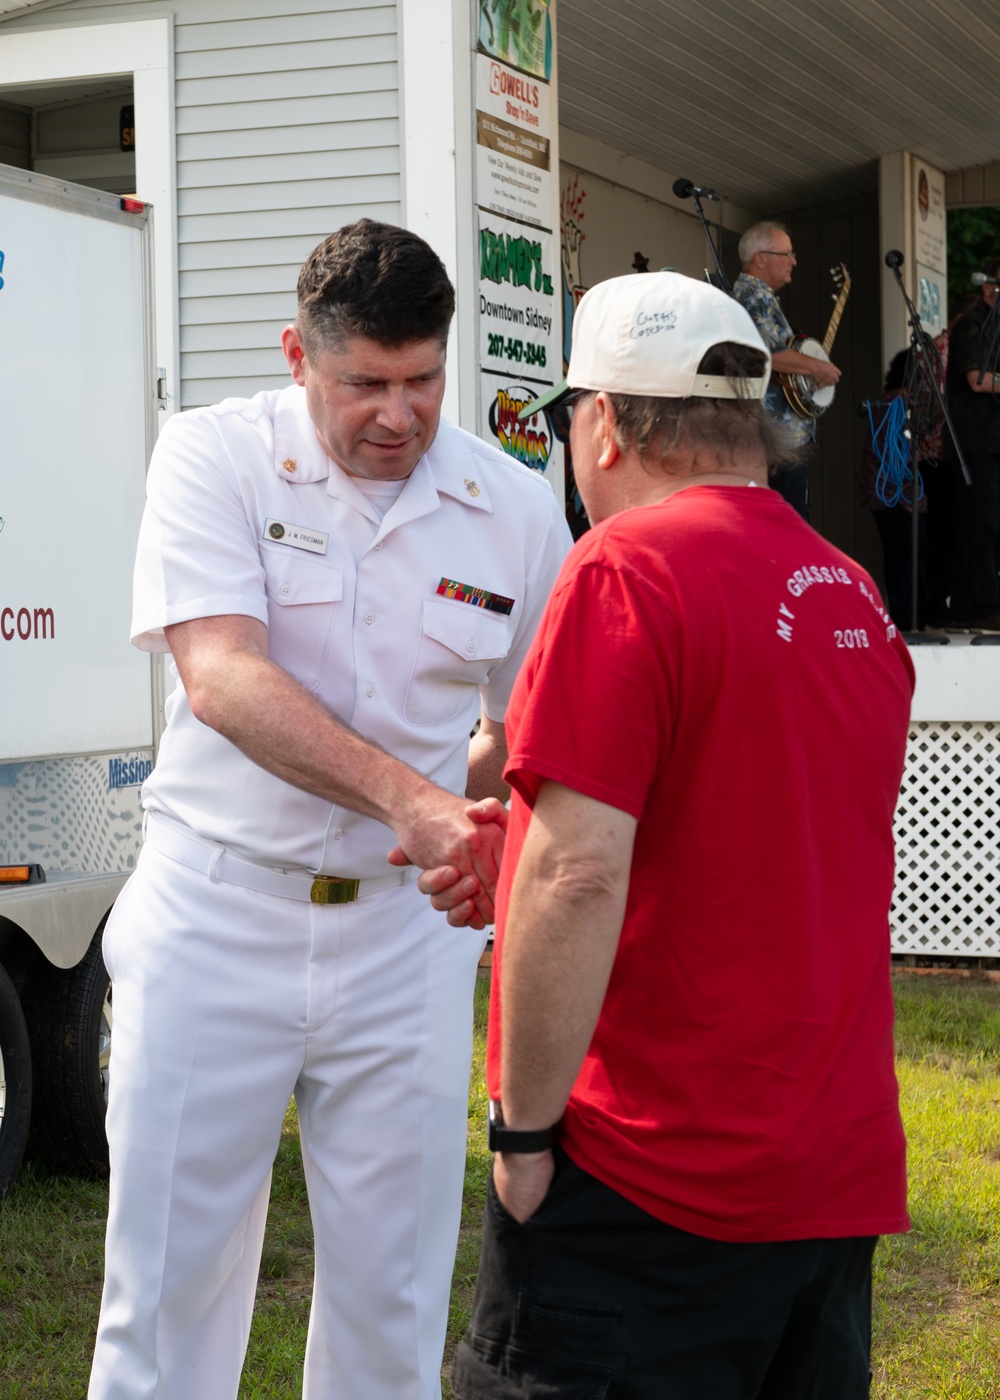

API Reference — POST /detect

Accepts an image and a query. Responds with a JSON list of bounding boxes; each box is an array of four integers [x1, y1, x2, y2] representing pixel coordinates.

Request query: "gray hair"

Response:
[[597, 342, 801, 470], [738, 221, 789, 268]]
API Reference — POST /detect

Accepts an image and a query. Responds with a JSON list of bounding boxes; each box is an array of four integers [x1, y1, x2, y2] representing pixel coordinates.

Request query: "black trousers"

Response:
[[452, 1151, 876, 1400], [923, 458, 960, 621], [873, 506, 928, 631], [950, 447, 1000, 619]]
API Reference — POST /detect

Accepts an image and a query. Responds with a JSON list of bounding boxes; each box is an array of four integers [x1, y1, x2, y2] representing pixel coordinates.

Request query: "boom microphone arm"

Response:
[[673, 176, 730, 293], [669, 177, 722, 292]]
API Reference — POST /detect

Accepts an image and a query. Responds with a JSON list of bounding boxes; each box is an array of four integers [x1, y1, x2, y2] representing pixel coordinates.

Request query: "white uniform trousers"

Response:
[[89, 839, 486, 1400]]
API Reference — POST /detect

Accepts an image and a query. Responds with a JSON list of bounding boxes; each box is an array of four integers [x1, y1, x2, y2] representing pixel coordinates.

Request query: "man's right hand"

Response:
[[805, 356, 841, 390], [387, 793, 507, 926]]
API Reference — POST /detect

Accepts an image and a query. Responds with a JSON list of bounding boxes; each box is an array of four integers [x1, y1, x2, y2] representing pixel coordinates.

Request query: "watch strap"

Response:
[[487, 1100, 556, 1153]]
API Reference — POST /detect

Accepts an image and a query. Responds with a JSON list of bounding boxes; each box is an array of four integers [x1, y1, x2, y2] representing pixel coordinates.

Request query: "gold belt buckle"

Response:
[[310, 876, 361, 905]]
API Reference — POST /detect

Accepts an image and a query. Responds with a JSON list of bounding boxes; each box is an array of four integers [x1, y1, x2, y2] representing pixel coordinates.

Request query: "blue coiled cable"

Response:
[[866, 396, 924, 509]]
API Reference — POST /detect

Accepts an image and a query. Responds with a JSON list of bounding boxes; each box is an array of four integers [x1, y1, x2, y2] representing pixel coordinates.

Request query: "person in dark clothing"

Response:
[[857, 351, 927, 631], [946, 257, 1000, 628], [924, 294, 979, 625]]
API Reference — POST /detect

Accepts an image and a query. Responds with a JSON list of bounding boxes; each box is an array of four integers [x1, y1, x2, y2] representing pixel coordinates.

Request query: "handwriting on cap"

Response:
[[630, 309, 677, 339]]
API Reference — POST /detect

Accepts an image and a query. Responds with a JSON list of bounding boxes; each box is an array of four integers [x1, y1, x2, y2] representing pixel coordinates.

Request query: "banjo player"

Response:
[[734, 220, 842, 520]]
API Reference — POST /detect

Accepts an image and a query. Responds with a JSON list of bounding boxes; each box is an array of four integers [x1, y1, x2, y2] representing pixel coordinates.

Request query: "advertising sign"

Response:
[[472, 6, 561, 503], [479, 212, 558, 379], [476, 52, 551, 228], [913, 162, 946, 275], [479, 374, 563, 490], [477, 0, 552, 79]]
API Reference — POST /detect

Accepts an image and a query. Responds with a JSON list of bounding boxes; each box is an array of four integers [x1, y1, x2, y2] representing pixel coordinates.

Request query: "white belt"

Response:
[[143, 812, 414, 905]]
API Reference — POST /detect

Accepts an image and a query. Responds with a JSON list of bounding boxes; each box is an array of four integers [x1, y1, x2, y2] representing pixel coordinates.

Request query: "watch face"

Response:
[[487, 1099, 503, 1152]]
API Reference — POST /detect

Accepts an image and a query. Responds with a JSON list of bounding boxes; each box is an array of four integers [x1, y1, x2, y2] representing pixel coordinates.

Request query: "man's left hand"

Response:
[[493, 1149, 555, 1224], [415, 864, 488, 928]]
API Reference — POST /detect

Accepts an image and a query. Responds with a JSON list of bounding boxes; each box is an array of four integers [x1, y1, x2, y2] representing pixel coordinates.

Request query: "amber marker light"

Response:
[[0, 865, 45, 884]]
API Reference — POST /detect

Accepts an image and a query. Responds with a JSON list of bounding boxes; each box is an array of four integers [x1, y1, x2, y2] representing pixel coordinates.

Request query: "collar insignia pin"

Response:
[[464, 478, 480, 498], [283, 458, 297, 473]]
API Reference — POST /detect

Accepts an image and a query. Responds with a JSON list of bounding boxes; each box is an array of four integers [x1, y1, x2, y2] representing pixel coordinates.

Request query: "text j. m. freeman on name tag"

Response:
[[263, 519, 329, 554]]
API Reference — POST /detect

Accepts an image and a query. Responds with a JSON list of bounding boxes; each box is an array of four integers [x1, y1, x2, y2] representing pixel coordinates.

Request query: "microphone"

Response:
[[673, 177, 719, 202], [884, 249, 904, 270], [972, 272, 1000, 286]]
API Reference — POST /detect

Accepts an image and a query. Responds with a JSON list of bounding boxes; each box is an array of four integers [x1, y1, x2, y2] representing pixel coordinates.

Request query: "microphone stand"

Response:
[[885, 252, 971, 636], [690, 191, 730, 294]]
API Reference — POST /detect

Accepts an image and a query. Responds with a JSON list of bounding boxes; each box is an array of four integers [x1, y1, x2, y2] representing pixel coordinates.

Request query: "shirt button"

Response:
[[374, 541, 384, 551], [466, 640, 477, 655], [366, 684, 375, 697], [279, 582, 292, 596], [364, 611, 375, 625], [333, 828, 344, 840]]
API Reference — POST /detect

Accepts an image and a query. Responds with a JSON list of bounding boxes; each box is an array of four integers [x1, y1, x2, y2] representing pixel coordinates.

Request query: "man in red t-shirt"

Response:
[[432, 272, 914, 1399]]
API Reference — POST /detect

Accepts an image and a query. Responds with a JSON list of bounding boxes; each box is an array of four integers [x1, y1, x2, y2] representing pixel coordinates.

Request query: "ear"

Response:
[[281, 325, 308, 385], [593, 393, 622, 471]]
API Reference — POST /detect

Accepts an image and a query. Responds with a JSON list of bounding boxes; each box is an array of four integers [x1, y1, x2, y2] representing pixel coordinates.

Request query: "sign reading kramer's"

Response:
[[478, 213, 558, 379], [476, 52, 551, 228]]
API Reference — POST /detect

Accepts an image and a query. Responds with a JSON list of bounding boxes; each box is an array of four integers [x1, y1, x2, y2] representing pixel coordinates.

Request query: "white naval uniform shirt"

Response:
[[131, 385, 571, 878]]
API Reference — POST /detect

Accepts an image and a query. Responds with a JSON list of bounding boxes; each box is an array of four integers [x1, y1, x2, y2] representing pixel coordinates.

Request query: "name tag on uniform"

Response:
[[263, 518, 329, 555]]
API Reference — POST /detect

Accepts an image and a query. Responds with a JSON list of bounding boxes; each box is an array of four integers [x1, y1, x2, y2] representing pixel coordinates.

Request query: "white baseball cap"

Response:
[[521, 271, 770, 417]]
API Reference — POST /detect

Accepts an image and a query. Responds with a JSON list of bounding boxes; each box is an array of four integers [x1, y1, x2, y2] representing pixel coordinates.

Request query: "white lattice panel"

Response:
[[892, 722, 1000, 956], [0, 753, 149, 875]]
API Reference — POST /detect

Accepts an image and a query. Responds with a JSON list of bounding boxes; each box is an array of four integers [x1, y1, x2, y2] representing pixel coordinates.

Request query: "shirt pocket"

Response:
[[263, 548, 344, 693], [404, 596, 512, 727]]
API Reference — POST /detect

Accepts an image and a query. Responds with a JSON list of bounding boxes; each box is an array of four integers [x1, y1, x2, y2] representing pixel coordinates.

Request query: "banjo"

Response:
[[778, 263, 851, 418]]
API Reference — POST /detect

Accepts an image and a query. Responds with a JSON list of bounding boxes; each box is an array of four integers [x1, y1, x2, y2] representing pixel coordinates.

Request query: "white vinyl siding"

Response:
[[0, 0, 401, 408]]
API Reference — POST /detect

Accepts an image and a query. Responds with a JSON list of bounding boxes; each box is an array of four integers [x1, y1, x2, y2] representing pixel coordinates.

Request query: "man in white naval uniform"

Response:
[[89, 220, 571, 1400]]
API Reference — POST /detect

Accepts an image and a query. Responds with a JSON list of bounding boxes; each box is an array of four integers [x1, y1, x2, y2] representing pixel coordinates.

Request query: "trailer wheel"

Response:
[[22, 923, 111, 1177], [0, 963, 32, 1200]]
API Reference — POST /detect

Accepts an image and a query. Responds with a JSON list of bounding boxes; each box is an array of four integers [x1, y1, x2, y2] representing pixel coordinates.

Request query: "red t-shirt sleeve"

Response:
[[504, 557, 680, 819]]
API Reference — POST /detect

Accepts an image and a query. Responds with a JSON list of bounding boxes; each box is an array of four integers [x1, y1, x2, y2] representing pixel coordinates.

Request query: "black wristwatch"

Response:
[[487, 1100, 557, 1153]]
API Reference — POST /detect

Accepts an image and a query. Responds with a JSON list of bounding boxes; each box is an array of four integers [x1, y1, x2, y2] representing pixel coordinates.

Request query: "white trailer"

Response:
[[0, 162, 160, 1195]]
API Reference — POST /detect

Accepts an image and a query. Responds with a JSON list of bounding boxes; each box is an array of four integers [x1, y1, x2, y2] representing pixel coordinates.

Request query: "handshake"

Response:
[[387, 791, 508, 930]]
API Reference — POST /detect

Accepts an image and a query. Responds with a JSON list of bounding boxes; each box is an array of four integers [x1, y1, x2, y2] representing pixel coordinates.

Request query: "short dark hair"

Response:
[[297, 219, 456, 356], [884, 349, 910, 392], [601, 342, 800, 469], [983, 256, 1000, 283]]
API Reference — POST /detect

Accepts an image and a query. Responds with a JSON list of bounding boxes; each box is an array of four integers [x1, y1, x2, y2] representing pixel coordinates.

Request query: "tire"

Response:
[[0, 963, 32, 1201], [22, 922, 111, 1177]]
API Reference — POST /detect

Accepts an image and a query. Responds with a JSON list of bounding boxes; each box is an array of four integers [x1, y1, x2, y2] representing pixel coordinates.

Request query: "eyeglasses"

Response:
[[760, 249, 797, 261], [548, 388, 590, 441]]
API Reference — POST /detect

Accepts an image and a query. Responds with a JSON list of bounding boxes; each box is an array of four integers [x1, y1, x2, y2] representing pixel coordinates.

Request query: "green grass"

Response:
[[872, 975, 1000, 1399], [0, 976, 491, 1399], [3, 971, 1000, 1396]]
